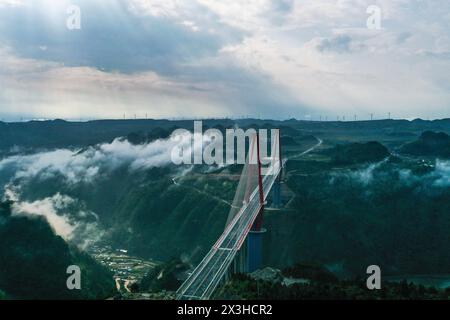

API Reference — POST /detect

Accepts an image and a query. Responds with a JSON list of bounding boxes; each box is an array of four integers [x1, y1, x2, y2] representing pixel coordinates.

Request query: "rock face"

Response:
[[250, 267, 313, 287], [400, 131, 450, 157], [138, 259, 189, 293], [250, 267, 284, 284]]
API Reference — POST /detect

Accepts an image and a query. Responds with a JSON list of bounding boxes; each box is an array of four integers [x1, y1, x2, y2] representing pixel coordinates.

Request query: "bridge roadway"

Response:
[[176, 163, 281, 300]]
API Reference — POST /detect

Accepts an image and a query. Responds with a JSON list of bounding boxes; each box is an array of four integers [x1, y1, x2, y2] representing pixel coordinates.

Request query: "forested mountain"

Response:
[[323, 141, 390, 165], [2, 118, 450, 154], [0, 202, 115, 300], [400, 131, 450, 157], [1, 119, 450, 299]]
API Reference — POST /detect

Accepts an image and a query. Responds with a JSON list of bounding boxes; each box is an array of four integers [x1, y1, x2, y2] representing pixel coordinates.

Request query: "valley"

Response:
[[1, 118, 450, 299]]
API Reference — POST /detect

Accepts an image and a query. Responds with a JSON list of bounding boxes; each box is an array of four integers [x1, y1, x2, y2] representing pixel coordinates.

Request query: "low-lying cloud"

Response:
[[0, 134, 196, 249], [4, 185, 103, 249], [349, 160, 387, 186], [0, 131, 207, 249], [332, 158, 450, 190], [431, 160, 450, 187], [0, 135, 188, 184]]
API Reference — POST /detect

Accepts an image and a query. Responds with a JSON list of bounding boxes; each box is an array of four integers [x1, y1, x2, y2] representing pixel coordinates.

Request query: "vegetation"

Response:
[[323, 141, 390, 165], [400, 131, 450, 157], [218, 263, 450, 300], [1, 118, 450, 156], [283, 263, 338, 283], [265, 156, 450, 276], [138, 258, 189, 293], [0, 202, 115, 300], [218, 273, 450, 300], [2, 119, 450, 299]]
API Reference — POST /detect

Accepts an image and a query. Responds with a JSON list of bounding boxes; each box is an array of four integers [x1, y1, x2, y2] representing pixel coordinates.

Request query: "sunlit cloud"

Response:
[[0, 0, 449, 120]]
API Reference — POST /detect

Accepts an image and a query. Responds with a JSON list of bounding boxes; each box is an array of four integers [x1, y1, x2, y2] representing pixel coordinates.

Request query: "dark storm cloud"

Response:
[[0, 0, 242, 74]]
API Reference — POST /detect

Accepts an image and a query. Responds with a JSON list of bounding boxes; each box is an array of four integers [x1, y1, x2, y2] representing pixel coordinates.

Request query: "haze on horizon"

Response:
[[0, 0, 449, 121]]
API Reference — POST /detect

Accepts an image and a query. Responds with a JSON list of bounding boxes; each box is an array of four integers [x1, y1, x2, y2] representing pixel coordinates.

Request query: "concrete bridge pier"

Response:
[[271, 180, 282, 208], [247, 228, 267, 273]]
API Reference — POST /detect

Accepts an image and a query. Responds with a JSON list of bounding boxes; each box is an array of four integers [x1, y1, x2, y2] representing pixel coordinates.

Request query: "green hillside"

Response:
[[400, 131, 450, 157], [0, 202, 115, 300], [1, 119, 450, 299]]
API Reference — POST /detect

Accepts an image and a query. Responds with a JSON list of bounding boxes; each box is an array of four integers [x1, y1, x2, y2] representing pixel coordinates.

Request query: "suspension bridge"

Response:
[[176, 130, 284, 300]]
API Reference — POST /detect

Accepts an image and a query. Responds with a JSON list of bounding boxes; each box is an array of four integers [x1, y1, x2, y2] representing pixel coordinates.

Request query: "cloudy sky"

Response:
[[0, 0, 449, 121]]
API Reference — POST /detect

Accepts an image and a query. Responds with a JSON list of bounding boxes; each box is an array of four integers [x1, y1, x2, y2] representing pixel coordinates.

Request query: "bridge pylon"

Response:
[[272, 127, 284, 208], [176, 129, 283, 300], [246, 131, 269, 272]]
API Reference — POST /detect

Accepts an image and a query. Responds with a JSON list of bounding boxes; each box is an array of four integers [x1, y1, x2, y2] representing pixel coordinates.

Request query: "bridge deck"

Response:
[[176, 164, 281, 300]]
